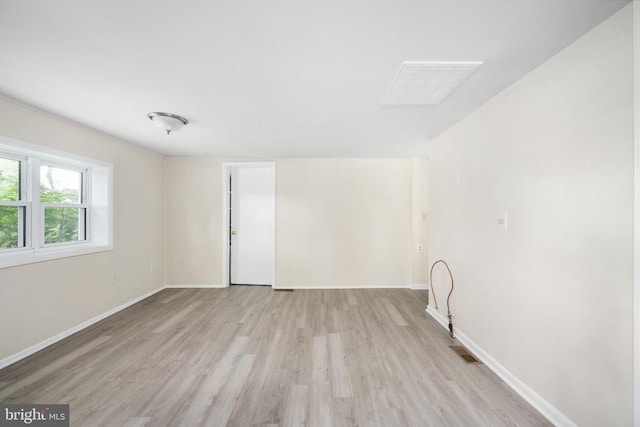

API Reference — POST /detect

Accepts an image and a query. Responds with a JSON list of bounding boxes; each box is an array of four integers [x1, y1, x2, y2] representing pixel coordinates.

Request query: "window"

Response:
[[0, 155, 26, 249], [0, 135, 112, 268], [40, 164, 87, 245]]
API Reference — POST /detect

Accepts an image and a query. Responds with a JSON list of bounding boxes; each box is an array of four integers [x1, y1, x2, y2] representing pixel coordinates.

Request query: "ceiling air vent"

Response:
[[382, 61, 482, 105]]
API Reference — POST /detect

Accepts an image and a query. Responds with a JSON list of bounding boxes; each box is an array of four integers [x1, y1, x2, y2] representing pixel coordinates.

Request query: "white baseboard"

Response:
[[165, 284, 226, 288], [0, 286, 166, 370], [275, 284, 415, 290], [425, 306, 576, 427], [410, 284, 429, 290]]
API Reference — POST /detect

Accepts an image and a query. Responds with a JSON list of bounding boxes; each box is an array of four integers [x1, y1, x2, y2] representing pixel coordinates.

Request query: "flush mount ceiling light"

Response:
[[383, 61, 483, 105], [148, 112, 189, 135]]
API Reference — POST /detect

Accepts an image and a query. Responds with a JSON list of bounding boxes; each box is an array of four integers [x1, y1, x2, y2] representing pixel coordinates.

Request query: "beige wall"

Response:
[[0, 97, 166, 360], [276, 158, 412, 287], [411, 158, 429, 285], [427, 5, 633, 426], [634, 2, 640, 424], [165, 157, 424, 288], [166, 158, 223, 285]]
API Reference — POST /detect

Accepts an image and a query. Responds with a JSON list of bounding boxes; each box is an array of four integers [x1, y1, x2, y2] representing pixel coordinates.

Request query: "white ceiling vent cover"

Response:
[[383, 61, 482, 105]]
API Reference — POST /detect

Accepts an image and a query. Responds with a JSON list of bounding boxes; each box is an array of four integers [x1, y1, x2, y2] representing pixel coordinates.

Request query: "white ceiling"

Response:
[[0, 0, 629, 157]]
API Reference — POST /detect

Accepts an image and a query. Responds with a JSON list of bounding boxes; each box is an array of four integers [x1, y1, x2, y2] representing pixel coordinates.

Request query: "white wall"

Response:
[[427, 5, 633, 426], [165, 157, 426, 288], [0, 97, 166, 361]]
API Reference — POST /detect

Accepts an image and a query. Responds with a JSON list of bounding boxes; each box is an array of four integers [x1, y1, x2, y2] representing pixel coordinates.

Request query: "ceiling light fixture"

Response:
[[148, 112, 189, 135]]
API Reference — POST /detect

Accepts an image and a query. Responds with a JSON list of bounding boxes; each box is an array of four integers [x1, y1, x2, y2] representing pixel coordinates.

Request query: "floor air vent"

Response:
[[274, 289, 294, 292], [450, 345, 479, 363]]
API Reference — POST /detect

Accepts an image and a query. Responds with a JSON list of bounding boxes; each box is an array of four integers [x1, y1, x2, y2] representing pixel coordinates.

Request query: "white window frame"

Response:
[[0, 151, 29, 251], [0, 134, 113, 268], [38, 161, 90, 248]]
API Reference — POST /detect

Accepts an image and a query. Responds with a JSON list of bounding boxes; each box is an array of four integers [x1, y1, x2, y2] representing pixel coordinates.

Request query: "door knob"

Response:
[[231, 230, 237, 235]]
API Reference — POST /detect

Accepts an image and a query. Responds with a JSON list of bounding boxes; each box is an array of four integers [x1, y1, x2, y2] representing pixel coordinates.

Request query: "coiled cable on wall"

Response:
[[429, 260, 455, 338]]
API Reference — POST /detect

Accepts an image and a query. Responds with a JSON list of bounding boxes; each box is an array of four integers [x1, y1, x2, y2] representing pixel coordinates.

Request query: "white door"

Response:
[[230, 166, 275, 285]]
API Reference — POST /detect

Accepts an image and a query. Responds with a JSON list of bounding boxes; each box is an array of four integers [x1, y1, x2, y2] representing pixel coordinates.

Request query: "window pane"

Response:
[[44, 207, 85, 244], [0, 206, 24, 248], [0, 157, 20, 202], [40, 165, 82, 203]]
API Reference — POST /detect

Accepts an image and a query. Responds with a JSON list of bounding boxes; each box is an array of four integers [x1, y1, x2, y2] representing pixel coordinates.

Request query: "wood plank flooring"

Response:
[[0, 287, 551, 426]]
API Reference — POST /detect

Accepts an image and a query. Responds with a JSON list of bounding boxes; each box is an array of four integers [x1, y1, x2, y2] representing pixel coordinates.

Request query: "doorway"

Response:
[[222, 162, 276, 287]]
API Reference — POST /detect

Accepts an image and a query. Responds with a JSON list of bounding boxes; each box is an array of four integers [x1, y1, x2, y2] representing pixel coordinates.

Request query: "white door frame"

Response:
[[222, 162, 277, 288]]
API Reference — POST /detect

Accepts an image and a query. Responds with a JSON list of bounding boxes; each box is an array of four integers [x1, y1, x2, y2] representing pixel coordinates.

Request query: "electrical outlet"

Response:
[[112, 275, 118, 284], [417, 244, 423, 253], [497, 212, 508, 231], [150, 261, 156, 271]]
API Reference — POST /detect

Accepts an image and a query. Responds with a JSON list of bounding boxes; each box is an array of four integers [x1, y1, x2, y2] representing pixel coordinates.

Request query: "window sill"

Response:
[[0, 244, 113, 269]]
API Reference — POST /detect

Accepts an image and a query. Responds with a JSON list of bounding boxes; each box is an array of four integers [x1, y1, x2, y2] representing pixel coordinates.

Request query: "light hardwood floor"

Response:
[[0, 287, 550, 426]]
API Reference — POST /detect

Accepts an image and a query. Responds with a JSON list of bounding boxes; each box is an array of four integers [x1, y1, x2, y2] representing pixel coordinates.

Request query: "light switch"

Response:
[[497, 212, 508, 231]]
